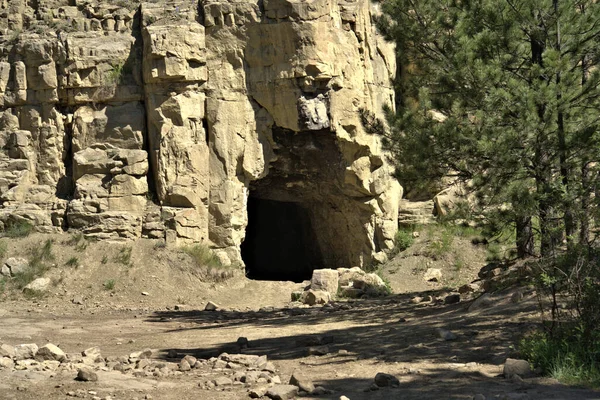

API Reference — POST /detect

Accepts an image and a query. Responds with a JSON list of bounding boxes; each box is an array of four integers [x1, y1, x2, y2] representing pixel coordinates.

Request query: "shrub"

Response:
[[3, 220, 33, 238], [0, 240, 7, 259], [65, 257, 79, 268], [103, 279, 116, 291], [114, 246, 132, 266], [182, 244, 222, 269], [182, 244, 235, 282], [394, 229, 414, 253]]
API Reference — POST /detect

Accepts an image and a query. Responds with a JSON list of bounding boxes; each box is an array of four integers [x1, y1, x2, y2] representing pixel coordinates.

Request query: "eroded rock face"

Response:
[[0, 0, 400, 268]]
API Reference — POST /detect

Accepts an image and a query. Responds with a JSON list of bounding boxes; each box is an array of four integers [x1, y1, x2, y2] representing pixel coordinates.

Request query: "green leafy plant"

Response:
[[65, 257, 79, 268], [103, 279, 116, 291], [182, 244, 235, 282], [0, 240, 7, 259], [3, 220, 34, 238], [114, 246, 132, 266], [394, 228, 414, 253]]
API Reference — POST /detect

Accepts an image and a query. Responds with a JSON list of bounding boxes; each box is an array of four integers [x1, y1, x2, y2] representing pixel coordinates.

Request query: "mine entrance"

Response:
[[241, 196, 324, 282]]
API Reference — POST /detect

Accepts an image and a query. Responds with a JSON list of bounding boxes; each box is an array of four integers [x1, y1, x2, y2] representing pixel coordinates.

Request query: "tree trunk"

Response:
[[516, 215, 534, 258]]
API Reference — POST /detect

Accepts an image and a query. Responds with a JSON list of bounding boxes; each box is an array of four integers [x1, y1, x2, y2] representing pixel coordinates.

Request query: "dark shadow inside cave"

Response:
[[242, 196, 324, 282]]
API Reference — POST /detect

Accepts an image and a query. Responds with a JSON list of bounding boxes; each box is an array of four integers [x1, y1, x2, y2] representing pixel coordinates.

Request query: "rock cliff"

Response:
[[0, 0, 400, 270]]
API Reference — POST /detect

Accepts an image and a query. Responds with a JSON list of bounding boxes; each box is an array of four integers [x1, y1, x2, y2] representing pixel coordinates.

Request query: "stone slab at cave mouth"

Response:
[[241, 196, 324, 282]]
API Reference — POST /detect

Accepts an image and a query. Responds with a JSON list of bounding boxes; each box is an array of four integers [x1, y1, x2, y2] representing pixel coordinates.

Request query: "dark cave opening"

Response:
[[241, 196, 324, 282]]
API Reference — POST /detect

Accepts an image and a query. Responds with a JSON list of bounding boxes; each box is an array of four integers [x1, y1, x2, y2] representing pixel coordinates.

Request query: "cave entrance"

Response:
[[241, 196, 324, 282]]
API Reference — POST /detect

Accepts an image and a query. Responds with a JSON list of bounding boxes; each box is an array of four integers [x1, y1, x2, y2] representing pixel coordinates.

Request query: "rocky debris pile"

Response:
[[0, 341, 338, 398], [293, 268, 390, 305]]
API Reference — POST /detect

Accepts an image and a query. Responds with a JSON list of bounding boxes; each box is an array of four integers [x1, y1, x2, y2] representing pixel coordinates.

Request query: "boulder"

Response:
[[0, 343, 16, 358], [289, 369, 315, 393], [266, 384, 299, 400], [310, 269, 339, 294], [76, 367, 98, 382], [503, 358, 531, 378], [23, 278, 50, 294], [36, 343, 66, 362], [424, 268, 443, 282], [3, 257, 28, 276], [301, 289, 331, 306], [14, 344, 38, 360]]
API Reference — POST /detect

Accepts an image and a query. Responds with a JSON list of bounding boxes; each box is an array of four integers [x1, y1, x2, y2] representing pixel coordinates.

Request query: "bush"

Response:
[[393, 229, 414, 253], [3, 220, 33, 238], [520, 329, 600, 387], [182, 244, 234, 282], [0, 240, 7, 259], [65, 257, 79, 268], [103, 279, 116, 291], [114, 246, 132, 266], [522, 247, 600, 388]]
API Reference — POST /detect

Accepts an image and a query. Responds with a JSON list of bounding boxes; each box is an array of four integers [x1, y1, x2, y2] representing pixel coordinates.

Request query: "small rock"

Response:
[[444, 294, 461, 304], [310, 269, 339, 294], [205, 301, 219, 311], [23, 278, 50, 294], [179, 359, 191, 372], [340, 396, 351, 400], [437, 328, 457, 341], [4, 258, 28, 276], [129, 349, 152, 360], [301, 289, 331, 306], [503, 358, 531, 378], [36, 343, 66, 362], [0, 343, 16, 358], [82, 347, 102, 358], [266, 384, 299, 400], [212, 376, 233, 386], [0, 357, 15, 369], [374, 372, 400, 387], [182, 355, 197, 366], [76, 368, 98, 382], [14, 344, 38, 360], [72, 295, 84, 305], [141, 292, 149, 296], [249, 386, 268, 398], [289, 369, 315, 393], [459, 282, 481, 294], [423, 268, 442, 282]]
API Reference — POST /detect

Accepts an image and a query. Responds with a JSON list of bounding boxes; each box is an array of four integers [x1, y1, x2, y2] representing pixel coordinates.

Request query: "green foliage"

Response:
[[182, 244, 235, 282], [0, 240, 7, 260], [183, 244, 222, 269], [65, 257, 79, 268], [101, 255, 108, 265], [12, 242, 54, 290], [378, 0, 600, 257], [103, 279, 116, 291], [520, 329, 600, 387], [3, 220, 33, 238], [114, 246, 133, 266], [393, 228, 414, 253]]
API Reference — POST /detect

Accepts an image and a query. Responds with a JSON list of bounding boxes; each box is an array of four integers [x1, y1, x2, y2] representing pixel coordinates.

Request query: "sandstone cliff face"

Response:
[[0, 0, 400, 269]]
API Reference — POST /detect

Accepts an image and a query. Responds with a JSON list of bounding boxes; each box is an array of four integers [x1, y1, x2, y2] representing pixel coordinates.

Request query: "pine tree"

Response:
[[376, 0, 600, 258]]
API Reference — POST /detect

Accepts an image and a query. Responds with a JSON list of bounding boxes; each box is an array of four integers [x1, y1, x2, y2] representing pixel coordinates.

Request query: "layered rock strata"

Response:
[[0, 0, 400, 268]]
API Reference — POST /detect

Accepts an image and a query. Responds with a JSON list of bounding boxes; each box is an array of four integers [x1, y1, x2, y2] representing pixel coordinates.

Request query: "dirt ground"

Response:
[[1, 232, 600, 400]]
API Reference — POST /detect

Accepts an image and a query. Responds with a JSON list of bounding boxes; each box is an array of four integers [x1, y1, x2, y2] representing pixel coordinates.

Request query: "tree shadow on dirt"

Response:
[[145, 290, 600, 399], [147, 290, 538, 363]]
